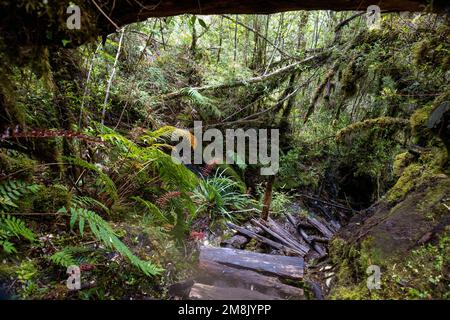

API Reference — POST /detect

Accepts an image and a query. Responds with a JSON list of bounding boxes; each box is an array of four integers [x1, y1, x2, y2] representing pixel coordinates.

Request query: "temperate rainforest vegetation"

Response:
[[0, 1, 449, 300]]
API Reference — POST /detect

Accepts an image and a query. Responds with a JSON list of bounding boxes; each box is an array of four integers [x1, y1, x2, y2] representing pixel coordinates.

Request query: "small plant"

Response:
[[270, 190, 295, 217], [192, 169, 254, 221]]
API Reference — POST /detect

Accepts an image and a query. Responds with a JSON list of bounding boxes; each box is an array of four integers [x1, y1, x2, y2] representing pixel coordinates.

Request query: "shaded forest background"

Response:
[[0, 6, 449, 300]]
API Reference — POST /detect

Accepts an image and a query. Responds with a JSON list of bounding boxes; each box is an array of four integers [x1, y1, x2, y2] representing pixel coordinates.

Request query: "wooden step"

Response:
[[196, 260, 305, 299], [200, 246, 305, 280], [189, 283, 282, 300]]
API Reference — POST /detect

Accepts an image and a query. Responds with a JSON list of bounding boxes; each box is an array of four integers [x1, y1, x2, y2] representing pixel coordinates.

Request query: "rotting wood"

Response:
[[189, 283, 282, 300], [226, 222, 303, 256], [197, 260, 305, 299], [251, 218, 309, 255], [200, 246, 305, 279], [285, 213, 328, 257], [305, 215, 335, 239]]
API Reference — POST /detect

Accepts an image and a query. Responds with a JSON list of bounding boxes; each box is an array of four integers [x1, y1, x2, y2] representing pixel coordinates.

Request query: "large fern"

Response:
[[59, 206, 163, 276], [98, 127, 200, 192], [132, 196, 169, 224], [0, 180, 39, 254]]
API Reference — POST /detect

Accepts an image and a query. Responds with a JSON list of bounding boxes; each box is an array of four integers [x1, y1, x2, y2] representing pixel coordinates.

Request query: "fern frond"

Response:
[[146, 148, 200, 192], [49, 249, 77, 268], [184, 88, 222, 118], [132, 196, 169, 224], [0, 215, 36, 242], [59, 206, 163, 276], [0, 215, 36, 254], [0, 180, 40, 211], [141, 126, 197, 149], [72, 195, 110, 214], [64, 157, 118, 202]]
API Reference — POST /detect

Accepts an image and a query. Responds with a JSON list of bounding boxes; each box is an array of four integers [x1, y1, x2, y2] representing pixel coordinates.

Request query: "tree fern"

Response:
[[59, 206, 163, 276]]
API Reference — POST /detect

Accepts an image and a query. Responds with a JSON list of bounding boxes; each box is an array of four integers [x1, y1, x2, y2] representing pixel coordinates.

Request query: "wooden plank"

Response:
[[251, 219, 308, 256], [298, 227, 327, 258], [286, 213, 327, 257], [226, 222, 301, 256], [200, 246, 304, 279], [305, 215, 335, 239], [266, 218, 310, 254], [197, 260, 305, 300], [189, 283, 282, 300]]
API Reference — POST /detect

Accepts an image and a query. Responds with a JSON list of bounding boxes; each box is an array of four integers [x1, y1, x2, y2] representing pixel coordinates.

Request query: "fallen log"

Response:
[[226, 222, 302, 256], [305, 215, 335, 239], [251, 218, 309, 255], [298, 193, 355, 212], [189, 283, 281, 300], [267, 218, 310, 249], [285, 213, 327, 257], [197, 260, 305, 300], [161, 53, 328, 100], [199, 246, 305, 279]]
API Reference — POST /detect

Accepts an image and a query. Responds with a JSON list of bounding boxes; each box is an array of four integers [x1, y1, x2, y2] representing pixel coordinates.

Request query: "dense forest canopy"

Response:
[[0, 2, 449, 300]]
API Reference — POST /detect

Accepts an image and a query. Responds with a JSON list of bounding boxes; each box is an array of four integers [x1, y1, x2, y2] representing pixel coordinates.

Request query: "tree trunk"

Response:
[[261, 175, 275, 221]]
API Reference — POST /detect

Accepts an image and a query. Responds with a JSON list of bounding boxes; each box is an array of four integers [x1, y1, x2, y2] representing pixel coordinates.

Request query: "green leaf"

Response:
[[79, 216, 85, 236], [62, 39, 72, 47], [70, 208, 78, 230], [198, 18, 207, 29]]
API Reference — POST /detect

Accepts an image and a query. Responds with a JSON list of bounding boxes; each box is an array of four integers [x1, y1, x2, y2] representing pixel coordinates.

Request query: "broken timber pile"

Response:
[[170, 246, 306, 300], [171, 202, 344, 300], [226, 211, 339, 260]]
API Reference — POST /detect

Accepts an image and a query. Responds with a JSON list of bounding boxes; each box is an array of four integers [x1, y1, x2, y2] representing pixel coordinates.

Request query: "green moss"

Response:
[[386, 163, 422, 202], [0, 261, 18, 277], [392, 152, 414, 177], [417, 177, 450, 219], [330, 284, 370, 300], [386, 144, 448, 204], [24, 184, 71, 212], [410, 104, 435, 138], [0, 151, 37, 180], [336, 117, 409, 142]]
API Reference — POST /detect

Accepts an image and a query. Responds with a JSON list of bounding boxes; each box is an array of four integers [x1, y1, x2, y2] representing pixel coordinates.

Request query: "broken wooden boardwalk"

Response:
[[188, 246, 305, 300], [171, 198, 346, 300]]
